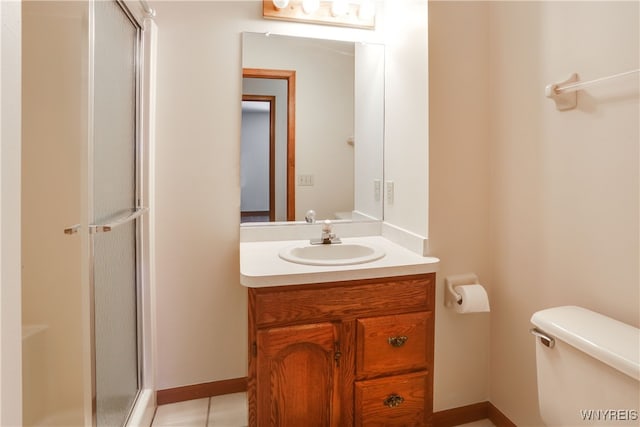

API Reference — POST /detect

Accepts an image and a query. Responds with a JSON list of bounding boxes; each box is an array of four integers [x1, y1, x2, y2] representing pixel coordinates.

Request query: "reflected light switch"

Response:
[[374, 179, 381, 201], [385, 181, 394, 204], [297, 174, 314, 186]]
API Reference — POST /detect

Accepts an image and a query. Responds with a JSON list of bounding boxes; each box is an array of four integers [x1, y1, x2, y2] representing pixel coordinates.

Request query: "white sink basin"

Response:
[[279, 243, 386, 266]]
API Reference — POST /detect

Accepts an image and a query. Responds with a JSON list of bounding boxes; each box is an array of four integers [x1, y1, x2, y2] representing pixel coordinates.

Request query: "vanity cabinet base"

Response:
[[248, 273, 435, 427]]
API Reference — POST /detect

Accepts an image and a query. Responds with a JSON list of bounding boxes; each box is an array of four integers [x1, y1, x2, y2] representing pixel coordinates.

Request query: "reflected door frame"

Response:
[[242, 95, 276, 221], [242, 68, 296, 221]]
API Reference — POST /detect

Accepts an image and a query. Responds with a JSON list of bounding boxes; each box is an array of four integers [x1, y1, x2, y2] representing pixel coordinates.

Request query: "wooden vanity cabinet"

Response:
[[248, 273, 435, 427]]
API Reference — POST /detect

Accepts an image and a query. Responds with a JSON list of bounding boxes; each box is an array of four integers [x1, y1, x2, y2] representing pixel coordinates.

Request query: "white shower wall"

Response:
[[0, 0, 23, 424], [21, 2, 87, 424]]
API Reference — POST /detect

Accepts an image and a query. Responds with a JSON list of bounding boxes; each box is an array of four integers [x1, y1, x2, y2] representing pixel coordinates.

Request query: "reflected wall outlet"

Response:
[[374, 179, 381, 201], [386, 181, 394, 204], [297, 174, 314, 186]]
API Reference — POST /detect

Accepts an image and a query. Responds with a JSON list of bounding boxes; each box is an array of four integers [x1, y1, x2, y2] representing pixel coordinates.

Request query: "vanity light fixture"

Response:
[[357, 0, 375, 21], [272, 0, 290, 9], [302, 0, 320, 15], [264, 0, 376, 30], [331, 0, 349, 17]]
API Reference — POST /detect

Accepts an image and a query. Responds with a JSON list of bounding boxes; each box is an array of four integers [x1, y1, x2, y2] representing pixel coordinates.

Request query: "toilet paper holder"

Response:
[[444, 273, 479, 307]]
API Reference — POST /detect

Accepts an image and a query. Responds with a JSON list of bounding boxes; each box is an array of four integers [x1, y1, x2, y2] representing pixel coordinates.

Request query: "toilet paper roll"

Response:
[[454, 284, 490, 314]]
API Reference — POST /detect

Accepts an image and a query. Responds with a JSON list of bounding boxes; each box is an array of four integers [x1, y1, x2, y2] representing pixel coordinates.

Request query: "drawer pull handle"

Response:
[[383, 394, 405, 408], [388, 335, 408, 347]]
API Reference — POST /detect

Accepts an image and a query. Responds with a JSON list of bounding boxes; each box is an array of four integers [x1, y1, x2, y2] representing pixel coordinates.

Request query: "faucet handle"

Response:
[[309, 219, 341, 245], [305, 210, 316, 223]]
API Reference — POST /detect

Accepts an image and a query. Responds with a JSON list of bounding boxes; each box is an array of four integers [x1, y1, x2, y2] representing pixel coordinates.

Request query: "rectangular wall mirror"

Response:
[[241, 32, 384, 224]]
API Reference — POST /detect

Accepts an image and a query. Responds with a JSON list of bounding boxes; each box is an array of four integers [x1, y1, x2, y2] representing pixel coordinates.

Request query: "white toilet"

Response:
[[531, 306, 640, 426]]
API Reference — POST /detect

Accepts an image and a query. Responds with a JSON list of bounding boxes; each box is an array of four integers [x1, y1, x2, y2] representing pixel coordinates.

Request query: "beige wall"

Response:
[[488, 1, 638, 424], [154, 2, 638, 422], [152, 0, 430, 390], [429, 1, 492, 411], [383, 0, 430, 236], [430, 0, 638, 424]]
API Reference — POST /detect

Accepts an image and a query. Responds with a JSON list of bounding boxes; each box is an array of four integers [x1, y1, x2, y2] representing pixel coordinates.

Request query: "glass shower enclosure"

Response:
[[21, 1, 153, 426], [92, 1, 142, 425]]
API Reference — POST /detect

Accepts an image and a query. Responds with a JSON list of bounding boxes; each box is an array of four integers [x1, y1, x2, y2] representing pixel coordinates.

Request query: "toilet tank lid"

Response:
[[531, 306, 639, 381]]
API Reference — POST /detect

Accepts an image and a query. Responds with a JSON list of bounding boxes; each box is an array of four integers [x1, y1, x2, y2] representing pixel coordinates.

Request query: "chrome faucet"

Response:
[[305, 209, 316, 223], [311, 219, 341, 245], [321, 220, 334, 243]]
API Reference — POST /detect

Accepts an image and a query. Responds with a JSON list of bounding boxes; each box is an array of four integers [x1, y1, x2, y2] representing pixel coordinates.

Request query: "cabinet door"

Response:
[[257, 322, 341, 427]]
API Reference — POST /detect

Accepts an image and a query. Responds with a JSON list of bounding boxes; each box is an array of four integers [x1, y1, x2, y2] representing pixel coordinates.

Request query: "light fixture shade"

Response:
[[272, 0, 289, 9], [262, 0, 375, 30], [358, 0, 376, 21], [302, 0, 320, 15], [331, 0, 349, 17]]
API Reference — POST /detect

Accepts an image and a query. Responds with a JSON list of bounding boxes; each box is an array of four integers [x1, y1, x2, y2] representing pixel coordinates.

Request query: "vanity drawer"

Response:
[[252, 275, 434, 328], [357, 311, 431, 377], [354, 371, 428, 427]]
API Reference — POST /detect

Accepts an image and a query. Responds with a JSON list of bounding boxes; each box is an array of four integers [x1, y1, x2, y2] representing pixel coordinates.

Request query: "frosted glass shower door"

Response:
[[92, 1, 141, 426]]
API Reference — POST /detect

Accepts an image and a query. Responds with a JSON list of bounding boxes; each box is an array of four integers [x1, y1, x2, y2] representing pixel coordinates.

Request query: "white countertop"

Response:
[[240, 235, 440, 287]]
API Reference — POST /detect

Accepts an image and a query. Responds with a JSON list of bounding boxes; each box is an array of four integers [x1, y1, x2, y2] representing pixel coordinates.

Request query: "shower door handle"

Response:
[[90, 207, 148, 233], [64, 224, 81, 235]]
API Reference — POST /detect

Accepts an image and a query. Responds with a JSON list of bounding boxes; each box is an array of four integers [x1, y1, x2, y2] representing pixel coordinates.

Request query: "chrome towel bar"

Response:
[[63, 207, 148, 235], [553, 69, 639, 95], [91, 207, 148, 233]]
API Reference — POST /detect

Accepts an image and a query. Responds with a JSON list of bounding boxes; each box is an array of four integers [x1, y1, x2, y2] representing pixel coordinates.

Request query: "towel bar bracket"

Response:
[[545, 73, 578, 111], [546, 69, 639, 111]]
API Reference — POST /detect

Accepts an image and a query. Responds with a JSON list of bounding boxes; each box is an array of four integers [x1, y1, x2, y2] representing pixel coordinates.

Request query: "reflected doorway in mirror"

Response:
[[242, 68, 296, 222], [241, 96, 276, 222]]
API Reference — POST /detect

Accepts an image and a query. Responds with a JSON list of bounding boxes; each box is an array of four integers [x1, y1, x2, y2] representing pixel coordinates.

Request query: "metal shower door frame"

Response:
[[85, 1, 146, 425]]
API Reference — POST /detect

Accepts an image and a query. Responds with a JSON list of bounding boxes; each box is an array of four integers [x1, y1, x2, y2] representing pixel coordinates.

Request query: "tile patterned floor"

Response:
[[151, 392, 495, 427], [151, 393, 247, 427]]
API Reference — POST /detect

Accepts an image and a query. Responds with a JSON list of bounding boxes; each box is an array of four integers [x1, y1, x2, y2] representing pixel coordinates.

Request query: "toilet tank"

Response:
[[531, 306, 639, 426]]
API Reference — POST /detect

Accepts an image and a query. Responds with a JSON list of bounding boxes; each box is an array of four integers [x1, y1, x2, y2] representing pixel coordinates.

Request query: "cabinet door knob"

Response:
[[383, 393, 405, 408], [387, 335, 408, 347]]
